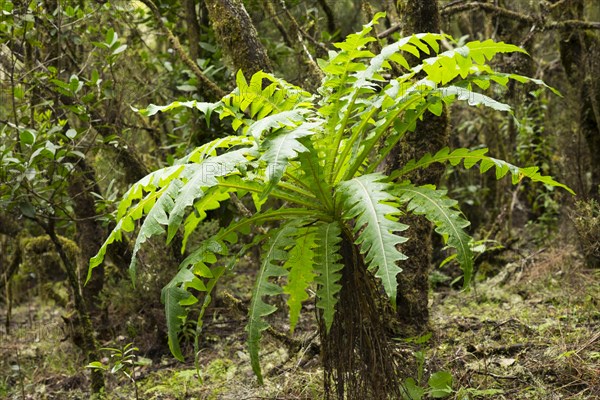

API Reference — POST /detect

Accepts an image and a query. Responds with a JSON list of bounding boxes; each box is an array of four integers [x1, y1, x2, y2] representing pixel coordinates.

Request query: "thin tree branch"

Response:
[[280, 1, 330, 56], [377, 24, 402, 39], [263, 0, 294, 48], [276, 0, 325, 89], [440, 2, 600, 31], [441, 2, 535, 24], [316, 0, 336, 33], [549, 19, 600, 30]]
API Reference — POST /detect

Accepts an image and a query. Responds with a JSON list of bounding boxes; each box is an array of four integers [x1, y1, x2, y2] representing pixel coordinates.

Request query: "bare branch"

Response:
[[377, 24, 402, 39], [440, 2, 600, 31], [441, 2, 536, 24]]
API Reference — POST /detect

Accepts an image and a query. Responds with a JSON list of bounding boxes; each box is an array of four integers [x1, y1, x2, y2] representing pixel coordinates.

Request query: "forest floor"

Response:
[[1, 244, 599, 400]]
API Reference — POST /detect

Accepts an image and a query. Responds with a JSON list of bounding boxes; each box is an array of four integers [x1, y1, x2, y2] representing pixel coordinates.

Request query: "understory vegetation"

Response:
[[2, 245, 599, 399]]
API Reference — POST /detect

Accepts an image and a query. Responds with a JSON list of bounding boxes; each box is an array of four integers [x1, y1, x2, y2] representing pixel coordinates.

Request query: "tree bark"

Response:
[[385, 0, 448, 333], [205, 0, 272, 77], [66, 158, 105, 309], [43, 221, 104, 392], [551, 0, 600, 200], [1, 232, 23, 335], [184, 0, 201, 63], [321, 228, 401, 400]]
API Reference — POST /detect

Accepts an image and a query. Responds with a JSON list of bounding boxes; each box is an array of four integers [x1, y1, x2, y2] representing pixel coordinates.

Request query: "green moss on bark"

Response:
[[205, 0, 272, 78]]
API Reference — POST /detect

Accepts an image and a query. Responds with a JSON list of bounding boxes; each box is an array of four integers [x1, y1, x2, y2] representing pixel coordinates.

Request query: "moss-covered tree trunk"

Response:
[[43, 221, 104, 392], [551, 0, 600, 200], [205, 0, 272, 77], [383, 0, 448, 333], [0, 220, 23, 336]]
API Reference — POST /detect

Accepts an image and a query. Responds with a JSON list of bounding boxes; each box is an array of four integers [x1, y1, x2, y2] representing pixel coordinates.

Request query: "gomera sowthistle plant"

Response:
[[87, 14, 572, 399]]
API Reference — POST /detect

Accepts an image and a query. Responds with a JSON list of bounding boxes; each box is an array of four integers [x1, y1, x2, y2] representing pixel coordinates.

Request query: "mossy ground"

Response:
[[430, 245, 600, 399], [1, 245, 598, 399]]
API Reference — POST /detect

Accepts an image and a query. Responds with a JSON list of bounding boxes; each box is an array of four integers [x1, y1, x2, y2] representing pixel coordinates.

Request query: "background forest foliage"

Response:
[[0, 0, 599, 399]]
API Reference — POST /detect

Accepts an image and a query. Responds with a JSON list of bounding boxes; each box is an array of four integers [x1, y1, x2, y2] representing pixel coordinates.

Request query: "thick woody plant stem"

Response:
[[320, 229, 401, 399]]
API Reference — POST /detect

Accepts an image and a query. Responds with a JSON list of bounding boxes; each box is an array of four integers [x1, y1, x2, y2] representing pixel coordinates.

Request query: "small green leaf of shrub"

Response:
[[428, 371, 453, 398]]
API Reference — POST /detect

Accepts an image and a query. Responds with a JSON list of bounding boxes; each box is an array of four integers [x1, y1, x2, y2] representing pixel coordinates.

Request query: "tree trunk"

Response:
[[1, 231, 23, 335], [43, 222, 104, 392], [185, 0, 201, 63], [67, 158, 105, 310], [386, 0, 448, 333], [551, 0, 600, 200], [205, 0, 272, 77]]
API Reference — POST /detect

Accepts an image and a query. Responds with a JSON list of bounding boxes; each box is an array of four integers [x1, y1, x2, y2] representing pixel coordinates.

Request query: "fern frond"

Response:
[[394, 184, 474, 286], [181, 135, 255, 164], [245, 110, 306, 141], [298, 140, 333, 208], [135, 100, 218, 123], [347, 82, 433, 179], [88, 176, 181, 284], [313, 221, 344, 332], [457, 66, 561, 97], [116, 165, 185, 220], [318, 12, 385, 119], [221, 70, 312, 130], [115, 137, 253, 221], [436, 86, 511, 112], [216, 174, 321, 210], [247, 222, 298, 383], [162, 231, 271, 364], [161, 238, 226, 361], [354, 33, 447, 89], [391, 147, 574, 194], [340, 38, 530, 176], [89, 148, 253, 282], [178, 208, 320, 271], [337, 174, 408, 306]]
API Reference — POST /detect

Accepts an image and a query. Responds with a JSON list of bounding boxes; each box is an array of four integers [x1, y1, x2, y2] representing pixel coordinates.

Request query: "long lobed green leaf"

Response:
[[337, 174, 408, 306], [394, 184, 474, 287], [247, 222, 298, 383], [283, 227, 317, 333], [313, 221, 344, 332], [391, 147, 574, 194]]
